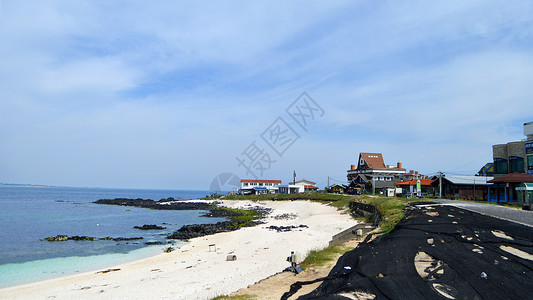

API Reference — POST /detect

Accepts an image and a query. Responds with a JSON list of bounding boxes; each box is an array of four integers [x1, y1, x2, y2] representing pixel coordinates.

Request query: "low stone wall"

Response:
[[349, 201, 381, 225], [329, 223, 376, 247]]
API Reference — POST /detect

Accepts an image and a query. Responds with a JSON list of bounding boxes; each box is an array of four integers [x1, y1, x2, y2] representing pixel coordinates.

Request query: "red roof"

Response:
[[395, 179, 433, 186], [240, 179, 282, 183], [304, 185, 319, 189], [488, 173, 533, 183], [360, 153, 386, 169]]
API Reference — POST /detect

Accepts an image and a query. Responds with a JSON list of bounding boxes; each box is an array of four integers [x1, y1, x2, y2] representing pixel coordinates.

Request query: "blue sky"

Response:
[[1, 1, 532, 190]]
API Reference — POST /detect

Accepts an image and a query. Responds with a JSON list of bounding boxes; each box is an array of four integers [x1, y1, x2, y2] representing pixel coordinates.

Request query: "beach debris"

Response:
[[133, 224, 166, 230], [480, 272, 488, 279], [96, 268, 120, 274], [274, 213, 298, 220], [209, 244, 216, 252], [164, 247, 174, 253], [226, 254, 237, 261]]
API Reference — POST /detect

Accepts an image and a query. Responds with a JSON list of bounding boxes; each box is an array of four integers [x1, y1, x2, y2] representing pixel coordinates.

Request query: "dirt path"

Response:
[[226, 239, 364, 299]]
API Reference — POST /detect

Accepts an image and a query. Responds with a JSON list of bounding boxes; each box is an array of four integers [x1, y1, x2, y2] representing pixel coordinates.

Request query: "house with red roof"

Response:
[[347, 153, 406, 193], [395, 179, 434, 197], [239, 179, 281, 195]]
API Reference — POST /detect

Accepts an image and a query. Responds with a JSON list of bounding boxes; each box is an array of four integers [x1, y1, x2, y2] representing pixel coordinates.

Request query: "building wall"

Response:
[[493, 141, 528, 175]]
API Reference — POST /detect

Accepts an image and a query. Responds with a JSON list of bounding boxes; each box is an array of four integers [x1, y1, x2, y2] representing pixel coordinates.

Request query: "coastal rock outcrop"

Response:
[[44, 235, 143, 242], [133, 224, 166, 230], [167, 220, 264, 240], [94, 198, 211, 211]]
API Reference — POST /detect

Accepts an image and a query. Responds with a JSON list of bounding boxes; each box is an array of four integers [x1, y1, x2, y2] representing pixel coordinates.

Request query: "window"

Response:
[[244, 183, 248, 186], [509, 156, 524, 173], [259, 183, 263, 186], [528, 156, 533, 171], [494, 158, 508, 174]]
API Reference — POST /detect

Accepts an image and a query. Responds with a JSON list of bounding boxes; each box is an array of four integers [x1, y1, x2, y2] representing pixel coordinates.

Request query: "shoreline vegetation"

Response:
[[93, 198, 270, 241]]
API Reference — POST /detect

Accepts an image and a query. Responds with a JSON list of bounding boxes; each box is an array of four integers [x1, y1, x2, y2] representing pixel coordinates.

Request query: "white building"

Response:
[[239, 179, 281, 195], [279, 179, 319, 194]]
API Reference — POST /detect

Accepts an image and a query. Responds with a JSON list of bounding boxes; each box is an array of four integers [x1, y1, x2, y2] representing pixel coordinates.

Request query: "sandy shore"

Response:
[[0, 200, 357, 300]]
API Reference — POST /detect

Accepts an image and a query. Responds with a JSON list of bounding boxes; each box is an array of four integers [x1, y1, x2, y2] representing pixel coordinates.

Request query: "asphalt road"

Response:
[[435, 199, 533, 227]]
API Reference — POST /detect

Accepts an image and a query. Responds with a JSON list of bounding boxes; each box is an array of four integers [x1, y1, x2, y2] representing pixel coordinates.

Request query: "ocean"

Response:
[[0, 186, 224, 288]]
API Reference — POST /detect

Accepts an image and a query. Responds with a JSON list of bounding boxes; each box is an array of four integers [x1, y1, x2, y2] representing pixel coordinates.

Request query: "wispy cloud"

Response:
[[0, 1, 532, 189]]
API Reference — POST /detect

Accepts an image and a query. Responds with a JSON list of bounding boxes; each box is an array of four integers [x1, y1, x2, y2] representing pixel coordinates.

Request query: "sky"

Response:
[[1, 1, 532, 190]]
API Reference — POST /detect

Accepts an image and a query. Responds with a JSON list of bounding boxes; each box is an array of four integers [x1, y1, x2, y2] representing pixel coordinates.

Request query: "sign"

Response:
[[526, 142, 533, 155], [416, 180, 421, 197]]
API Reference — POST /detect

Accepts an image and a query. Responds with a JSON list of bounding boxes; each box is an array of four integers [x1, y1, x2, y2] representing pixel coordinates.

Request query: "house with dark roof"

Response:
[[347, 153, 406, 192], [487, 172, 533, 203], [430, 174, 493, 201]]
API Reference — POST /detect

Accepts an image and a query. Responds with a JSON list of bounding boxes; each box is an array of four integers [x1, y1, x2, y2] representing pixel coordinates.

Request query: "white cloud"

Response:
[[1, 1, 532, 188]]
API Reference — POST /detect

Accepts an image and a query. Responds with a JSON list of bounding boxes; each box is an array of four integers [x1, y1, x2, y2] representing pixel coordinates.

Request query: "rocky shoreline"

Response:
[[93, 198, 212, 210], [93, 198, 269, 241]]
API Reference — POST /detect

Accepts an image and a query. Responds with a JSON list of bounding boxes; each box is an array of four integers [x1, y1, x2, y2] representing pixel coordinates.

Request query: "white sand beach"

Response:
[[0, 200, 357, 300]]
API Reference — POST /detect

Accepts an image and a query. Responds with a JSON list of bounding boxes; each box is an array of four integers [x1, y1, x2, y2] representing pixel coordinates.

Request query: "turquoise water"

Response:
[[0, 186, 223, 288]]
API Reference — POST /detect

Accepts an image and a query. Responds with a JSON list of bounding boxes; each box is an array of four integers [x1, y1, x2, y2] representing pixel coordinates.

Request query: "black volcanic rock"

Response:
[[133, 224, 166, 230], [94, 198, 211, 211], [167, 222, 233, 240]]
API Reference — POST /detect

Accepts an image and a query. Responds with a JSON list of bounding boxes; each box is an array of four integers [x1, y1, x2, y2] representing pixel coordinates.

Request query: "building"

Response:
[[279, 179, 319, 194], [477, 163, 494, 176], [493, 121, 533, 176], [347, 153, 406, 192], [395, 179, 434, 197], [487, 172, 533, 203], [430, 174, 493, 201], [239, 179, 281, 195], [326, 184, 345, 194]]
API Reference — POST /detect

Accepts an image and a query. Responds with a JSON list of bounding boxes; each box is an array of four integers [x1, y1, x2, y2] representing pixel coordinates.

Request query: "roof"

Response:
[[360, 153, 386, 169], [304, 185, 319, 189], [395, 179, 433, 186], [240, 179, 282, 183], [294, 179, 317, 185], [432, 175, 494, 185], [488, 173, 533, 183]]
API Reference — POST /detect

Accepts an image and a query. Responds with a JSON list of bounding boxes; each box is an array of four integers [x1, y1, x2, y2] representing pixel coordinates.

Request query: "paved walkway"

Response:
[[435, 199, 533, 227]]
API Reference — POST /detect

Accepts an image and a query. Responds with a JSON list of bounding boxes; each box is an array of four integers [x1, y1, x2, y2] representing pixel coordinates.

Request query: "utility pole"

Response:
[[439, 172, 442, 199], [328, 176, 330, 188], [293, 170, 296, 185], [473, 177, 476, 201], [372, 176, 375, 196]]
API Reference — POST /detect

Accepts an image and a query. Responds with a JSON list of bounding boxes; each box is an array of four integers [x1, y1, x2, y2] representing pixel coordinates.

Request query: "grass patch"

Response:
[[209, 206, 263, 229], [300, 244, 355, 270], [220, 192, 356, 212], [357, 196, 422, 232]]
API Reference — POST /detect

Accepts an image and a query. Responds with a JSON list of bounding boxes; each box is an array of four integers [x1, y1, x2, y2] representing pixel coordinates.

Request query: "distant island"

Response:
[[0, 183, 50, 187]]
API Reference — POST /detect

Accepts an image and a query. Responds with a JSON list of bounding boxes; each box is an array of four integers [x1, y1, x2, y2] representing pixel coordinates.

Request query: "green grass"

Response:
[[214, 192, 420, 233], [300, 244, 355, 270], [209, 206, 263, 229], [357, 196, 419, 232]]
